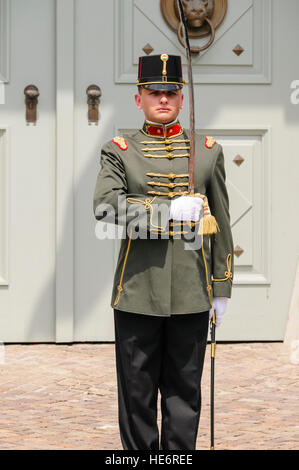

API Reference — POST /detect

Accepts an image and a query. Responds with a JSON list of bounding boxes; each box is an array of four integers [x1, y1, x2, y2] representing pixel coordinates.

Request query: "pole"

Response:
[[176, 0, 195, 193], [210, 309, 216, 450]]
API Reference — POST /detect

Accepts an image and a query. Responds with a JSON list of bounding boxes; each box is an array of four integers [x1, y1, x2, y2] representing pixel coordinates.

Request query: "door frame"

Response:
[[55, 0, 75, 342]]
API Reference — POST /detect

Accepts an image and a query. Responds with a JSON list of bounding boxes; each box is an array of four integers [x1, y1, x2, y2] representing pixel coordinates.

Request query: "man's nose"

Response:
[[160, 94, 168, 103]]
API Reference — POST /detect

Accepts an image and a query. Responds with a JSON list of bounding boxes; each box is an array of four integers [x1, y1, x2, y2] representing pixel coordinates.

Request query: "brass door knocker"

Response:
[[24, 85, 39, 125], [178, 16, 215, 53], [161, 0, 227, 54], [86, 84, 102, 125]]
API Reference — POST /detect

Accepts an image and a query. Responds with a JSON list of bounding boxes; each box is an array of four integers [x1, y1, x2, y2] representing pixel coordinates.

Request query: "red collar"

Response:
[[142, 121, 183, 138]]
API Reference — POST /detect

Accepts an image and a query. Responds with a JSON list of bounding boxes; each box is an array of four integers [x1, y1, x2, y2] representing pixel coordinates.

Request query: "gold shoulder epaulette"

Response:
[[112, 136, 128, 151], [205, 136, 216, 149]]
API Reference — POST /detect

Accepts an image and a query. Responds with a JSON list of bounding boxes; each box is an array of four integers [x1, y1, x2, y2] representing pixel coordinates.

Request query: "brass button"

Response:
[[167, 153, 174, 159]]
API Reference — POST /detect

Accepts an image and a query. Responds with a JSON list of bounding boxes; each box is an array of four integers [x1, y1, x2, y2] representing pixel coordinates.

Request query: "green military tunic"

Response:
[[93, 120, 234, 316]]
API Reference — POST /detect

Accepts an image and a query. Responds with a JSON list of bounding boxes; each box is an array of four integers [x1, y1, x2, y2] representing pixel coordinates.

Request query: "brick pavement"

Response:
[[0, 342, 298, 450]]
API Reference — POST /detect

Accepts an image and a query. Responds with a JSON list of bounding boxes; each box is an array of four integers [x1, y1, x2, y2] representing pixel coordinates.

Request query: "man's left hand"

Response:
[[209, 297, 228, 327]]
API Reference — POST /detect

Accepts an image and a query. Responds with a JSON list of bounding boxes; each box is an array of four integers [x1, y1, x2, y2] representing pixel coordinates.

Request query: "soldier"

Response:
[[93, 54, 234, 450]]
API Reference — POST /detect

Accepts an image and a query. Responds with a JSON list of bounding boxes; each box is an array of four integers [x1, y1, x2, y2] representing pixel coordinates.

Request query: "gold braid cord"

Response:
[[114, 228, 133, 307], [126, 196, 165, 233], [212, 253, 233, 283], [201, 236, 213, 307]]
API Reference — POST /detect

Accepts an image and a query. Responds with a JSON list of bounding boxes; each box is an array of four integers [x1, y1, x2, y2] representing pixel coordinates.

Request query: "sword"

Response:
[[176, 1, 219, 237], [177, 2, 218, 450], [176, 0, 195, 194], [210, 309, 217, 450]]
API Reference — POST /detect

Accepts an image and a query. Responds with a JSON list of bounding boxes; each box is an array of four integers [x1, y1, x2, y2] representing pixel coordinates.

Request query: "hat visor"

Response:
[[141, 83, 182, 91]]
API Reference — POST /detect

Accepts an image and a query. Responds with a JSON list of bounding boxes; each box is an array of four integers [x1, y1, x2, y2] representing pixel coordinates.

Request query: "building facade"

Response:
[[0, 0, 298, 342]]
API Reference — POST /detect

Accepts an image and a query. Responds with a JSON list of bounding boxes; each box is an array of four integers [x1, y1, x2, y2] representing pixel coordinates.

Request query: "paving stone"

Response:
[[0, 342, 298, 450]]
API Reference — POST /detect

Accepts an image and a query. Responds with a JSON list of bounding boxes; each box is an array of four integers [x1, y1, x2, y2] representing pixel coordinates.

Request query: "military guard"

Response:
[[93, 54, 234, 450]]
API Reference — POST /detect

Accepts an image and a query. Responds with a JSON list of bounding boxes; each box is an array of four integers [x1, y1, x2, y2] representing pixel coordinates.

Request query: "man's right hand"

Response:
[[169, 195, 204, 222]]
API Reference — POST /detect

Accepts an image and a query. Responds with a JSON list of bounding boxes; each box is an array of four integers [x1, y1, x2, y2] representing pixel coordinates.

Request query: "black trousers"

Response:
[[113, 309, 209, 450]]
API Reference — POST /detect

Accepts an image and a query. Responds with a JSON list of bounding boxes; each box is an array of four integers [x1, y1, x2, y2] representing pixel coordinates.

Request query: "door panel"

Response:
[[0, 0, 56, 341], [74, 0, 117, 341], [117, 0, 271, 83]]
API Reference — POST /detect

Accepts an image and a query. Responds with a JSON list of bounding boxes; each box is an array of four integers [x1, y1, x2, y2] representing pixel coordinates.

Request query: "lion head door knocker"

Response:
[[161, 0, 227, 54]]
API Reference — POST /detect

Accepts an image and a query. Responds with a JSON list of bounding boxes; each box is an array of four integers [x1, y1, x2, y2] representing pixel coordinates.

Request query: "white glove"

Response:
[[209, 297, 228, 327], [169, 195, 204, 221]]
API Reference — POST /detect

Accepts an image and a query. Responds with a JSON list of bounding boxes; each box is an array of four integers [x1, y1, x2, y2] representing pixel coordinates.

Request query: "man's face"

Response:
[[134, 88, 184, 124]]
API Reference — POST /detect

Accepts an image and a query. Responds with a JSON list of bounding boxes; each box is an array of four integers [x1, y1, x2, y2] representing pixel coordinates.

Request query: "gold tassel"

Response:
[[197, 195, 220, 236]]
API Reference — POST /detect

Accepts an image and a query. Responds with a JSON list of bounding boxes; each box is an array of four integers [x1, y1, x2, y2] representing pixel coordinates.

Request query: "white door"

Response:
[[1, 0, 298, 342], [0, 0, 56, 342], [76, 0, 299, 341]]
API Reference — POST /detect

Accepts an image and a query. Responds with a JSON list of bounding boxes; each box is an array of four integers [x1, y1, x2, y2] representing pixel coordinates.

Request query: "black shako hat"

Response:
[[137, 54, 185, 91]]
